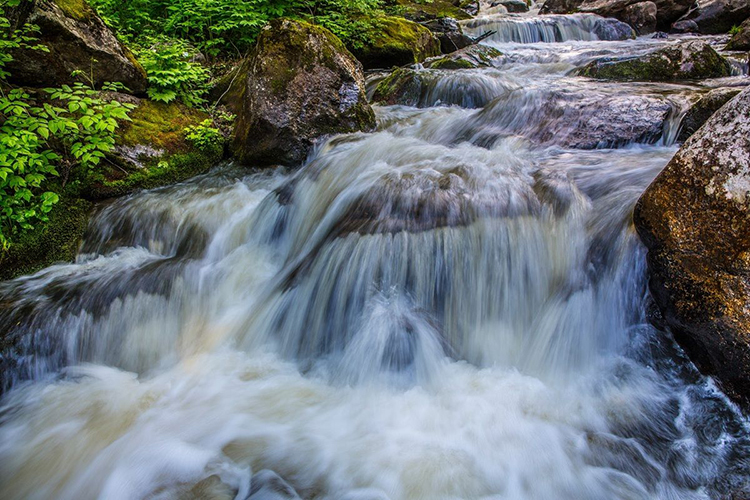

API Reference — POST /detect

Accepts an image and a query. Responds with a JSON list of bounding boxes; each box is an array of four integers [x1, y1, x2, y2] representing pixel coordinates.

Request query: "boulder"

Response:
[[577, 41, 732, 81], [424, 44, 502, 68], [393, 0, 473, 21], [6, 0, 147, 93], [672, 0, 750, 35], [350, 16, 441, 69], [492, 0, 530, 12], [622, 1, 658, 35], [232, 19, 376, 167], [677, 87, 741, 142], [421, 17, 474, 53], [726, 18, 750, 51], [670, 19, 700, 32], [633, 87, 750, 410], [539, 0, 695, 31]]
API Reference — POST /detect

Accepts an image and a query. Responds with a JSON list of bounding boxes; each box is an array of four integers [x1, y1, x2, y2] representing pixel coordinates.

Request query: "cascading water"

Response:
[[1, 12, 749, 500]]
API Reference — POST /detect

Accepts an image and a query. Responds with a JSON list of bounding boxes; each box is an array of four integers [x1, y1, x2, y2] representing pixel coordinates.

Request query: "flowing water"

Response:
[[1, 12, 749, 500]]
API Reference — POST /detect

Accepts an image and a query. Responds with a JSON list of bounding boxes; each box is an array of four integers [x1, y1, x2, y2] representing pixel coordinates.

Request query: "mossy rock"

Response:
[[0, 195, 92, 281], [391, 0, 472, 21], [80, 99, 224, 200], [577, 40, 731, 81], [372, 67, 424, 105], [726, 18, 750, 51], [350, 16, 441, 69], [424, 44, 502, 69]]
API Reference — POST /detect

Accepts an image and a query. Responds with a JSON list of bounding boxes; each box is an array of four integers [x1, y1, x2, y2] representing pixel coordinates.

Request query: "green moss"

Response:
[[121, 100, 207, 152], [352, 16, 440, 69], [0, 196, 92, 281], [372, 67, 421, 105], [393, 0, 471, 21], [428, 57, 474, 69], [53, 0, 92, 21]]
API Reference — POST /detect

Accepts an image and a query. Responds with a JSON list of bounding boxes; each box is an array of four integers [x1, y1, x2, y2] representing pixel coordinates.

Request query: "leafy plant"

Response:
[[0, 0, 48, 81], [729, 25, 740, 36], [184, 118, 223, 151], [135, 37, 210, 106]]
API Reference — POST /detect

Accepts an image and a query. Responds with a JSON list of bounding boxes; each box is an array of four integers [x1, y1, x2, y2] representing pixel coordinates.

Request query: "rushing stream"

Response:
[[1, 10, 749, 500]]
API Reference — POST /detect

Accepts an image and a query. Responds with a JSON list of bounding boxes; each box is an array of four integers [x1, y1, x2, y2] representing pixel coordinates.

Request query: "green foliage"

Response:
[[0, 0, 48, 81], [0, 83, 134, 249], [729, 25, 740, 36], [135, 37, 210, 106], [89, 0, 384, 59], [184, 118, 222, 151]]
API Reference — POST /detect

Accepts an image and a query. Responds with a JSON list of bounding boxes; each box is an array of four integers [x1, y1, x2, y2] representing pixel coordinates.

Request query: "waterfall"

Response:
[[1, 12, 748, 500]]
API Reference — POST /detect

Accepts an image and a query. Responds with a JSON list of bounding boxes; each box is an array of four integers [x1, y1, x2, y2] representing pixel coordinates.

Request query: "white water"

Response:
[[1, 13, 749, 500]]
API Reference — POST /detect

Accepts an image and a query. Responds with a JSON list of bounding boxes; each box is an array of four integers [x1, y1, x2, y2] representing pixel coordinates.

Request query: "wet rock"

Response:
[[247, 470, 301, 500], [424, 44, 502, 69], [577, 41, 732, 81], [633, 87, 750, 410], [622, 1, 658, 35], [6, 0, 147, 93], [726, 18, 750, 51], [677, 87, 741, 142], [672, 0, 750, 35], [186, 475, 236, 500], [539, 0, 695, 31], [670, 19, 700, 33], [421, 17, 474, 53], [232, 19, 375, 167], [492, 0, 530, 12], [350, 16, 441, 69]]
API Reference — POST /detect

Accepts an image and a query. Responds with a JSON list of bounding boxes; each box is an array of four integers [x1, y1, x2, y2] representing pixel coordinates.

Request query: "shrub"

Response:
[[184, 118, 223, 151]]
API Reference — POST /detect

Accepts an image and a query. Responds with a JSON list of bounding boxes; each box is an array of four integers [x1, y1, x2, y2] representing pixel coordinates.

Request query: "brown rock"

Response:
[[6, 0, 147, 93], [634, 87, 750, 410], [232, 19, 376, 167], [727, 18, 750, 51]]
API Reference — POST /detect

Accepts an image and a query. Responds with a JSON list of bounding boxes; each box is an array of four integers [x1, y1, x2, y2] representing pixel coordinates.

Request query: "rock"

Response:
[[492, 0, 530, 12], [421, 17, 474, 53], [424, 44, 502, 68], [350, 16, 441, 69], [393, 0, 473, 21], [246, 470, 301, 500], [672, 0, 750, 35], [634, 87, 750, 410], [86, 98, 224, 199], [232, 19, 376, 167], [678, 87, 742, 142], [670, 19, 700, 33], [539, 0, 695, 31], [577, 41, 732, 81], [461, 0, 481, 16], [726, 18, 750, 51], [622, 1, 658, 35], [6, 0, 147, 93]]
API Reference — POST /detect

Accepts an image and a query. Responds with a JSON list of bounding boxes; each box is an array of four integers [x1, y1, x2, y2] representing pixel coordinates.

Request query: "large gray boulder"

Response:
[[6, 0, 147, 93], [634, 87, 750, 410], [726, 18, 750, 51], [577, 41, 732, 81], [672, 0, 750, 35], [232, 19, 376, 167]]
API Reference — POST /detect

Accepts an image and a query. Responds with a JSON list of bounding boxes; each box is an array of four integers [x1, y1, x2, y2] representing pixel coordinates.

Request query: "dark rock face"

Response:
[[677, 87, 741, 142], [577, 41, 732, 81], [424, 44, 503, 69], [622, 1, 658, 34], [421, 17, 474, 53], [492, 0, 530, 12], [634, 87, 750, 410], [232, 19, 376, 167], [539, 0, 694, 31], [672, 0, 750, 35], [726, 18, 750, 51], [350, 16, 441, 69], [6, 0, 147, 93]]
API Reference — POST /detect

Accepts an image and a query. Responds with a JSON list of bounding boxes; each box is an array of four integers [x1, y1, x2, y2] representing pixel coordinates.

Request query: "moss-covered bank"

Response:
[[351, 16, 441, 69]]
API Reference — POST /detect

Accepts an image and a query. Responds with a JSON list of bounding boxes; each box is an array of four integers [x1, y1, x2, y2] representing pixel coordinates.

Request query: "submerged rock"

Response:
[[247, 470, 301, 500], [6, 0, 147, 93], [677, 87, 741, 142], [350, 16, 441, 69], [232, 19, 375, 167], [672, 0, 750, 35], [634, 87, 750, 410], [577, 41, 732, 81], [726, 18, 750, 51]]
